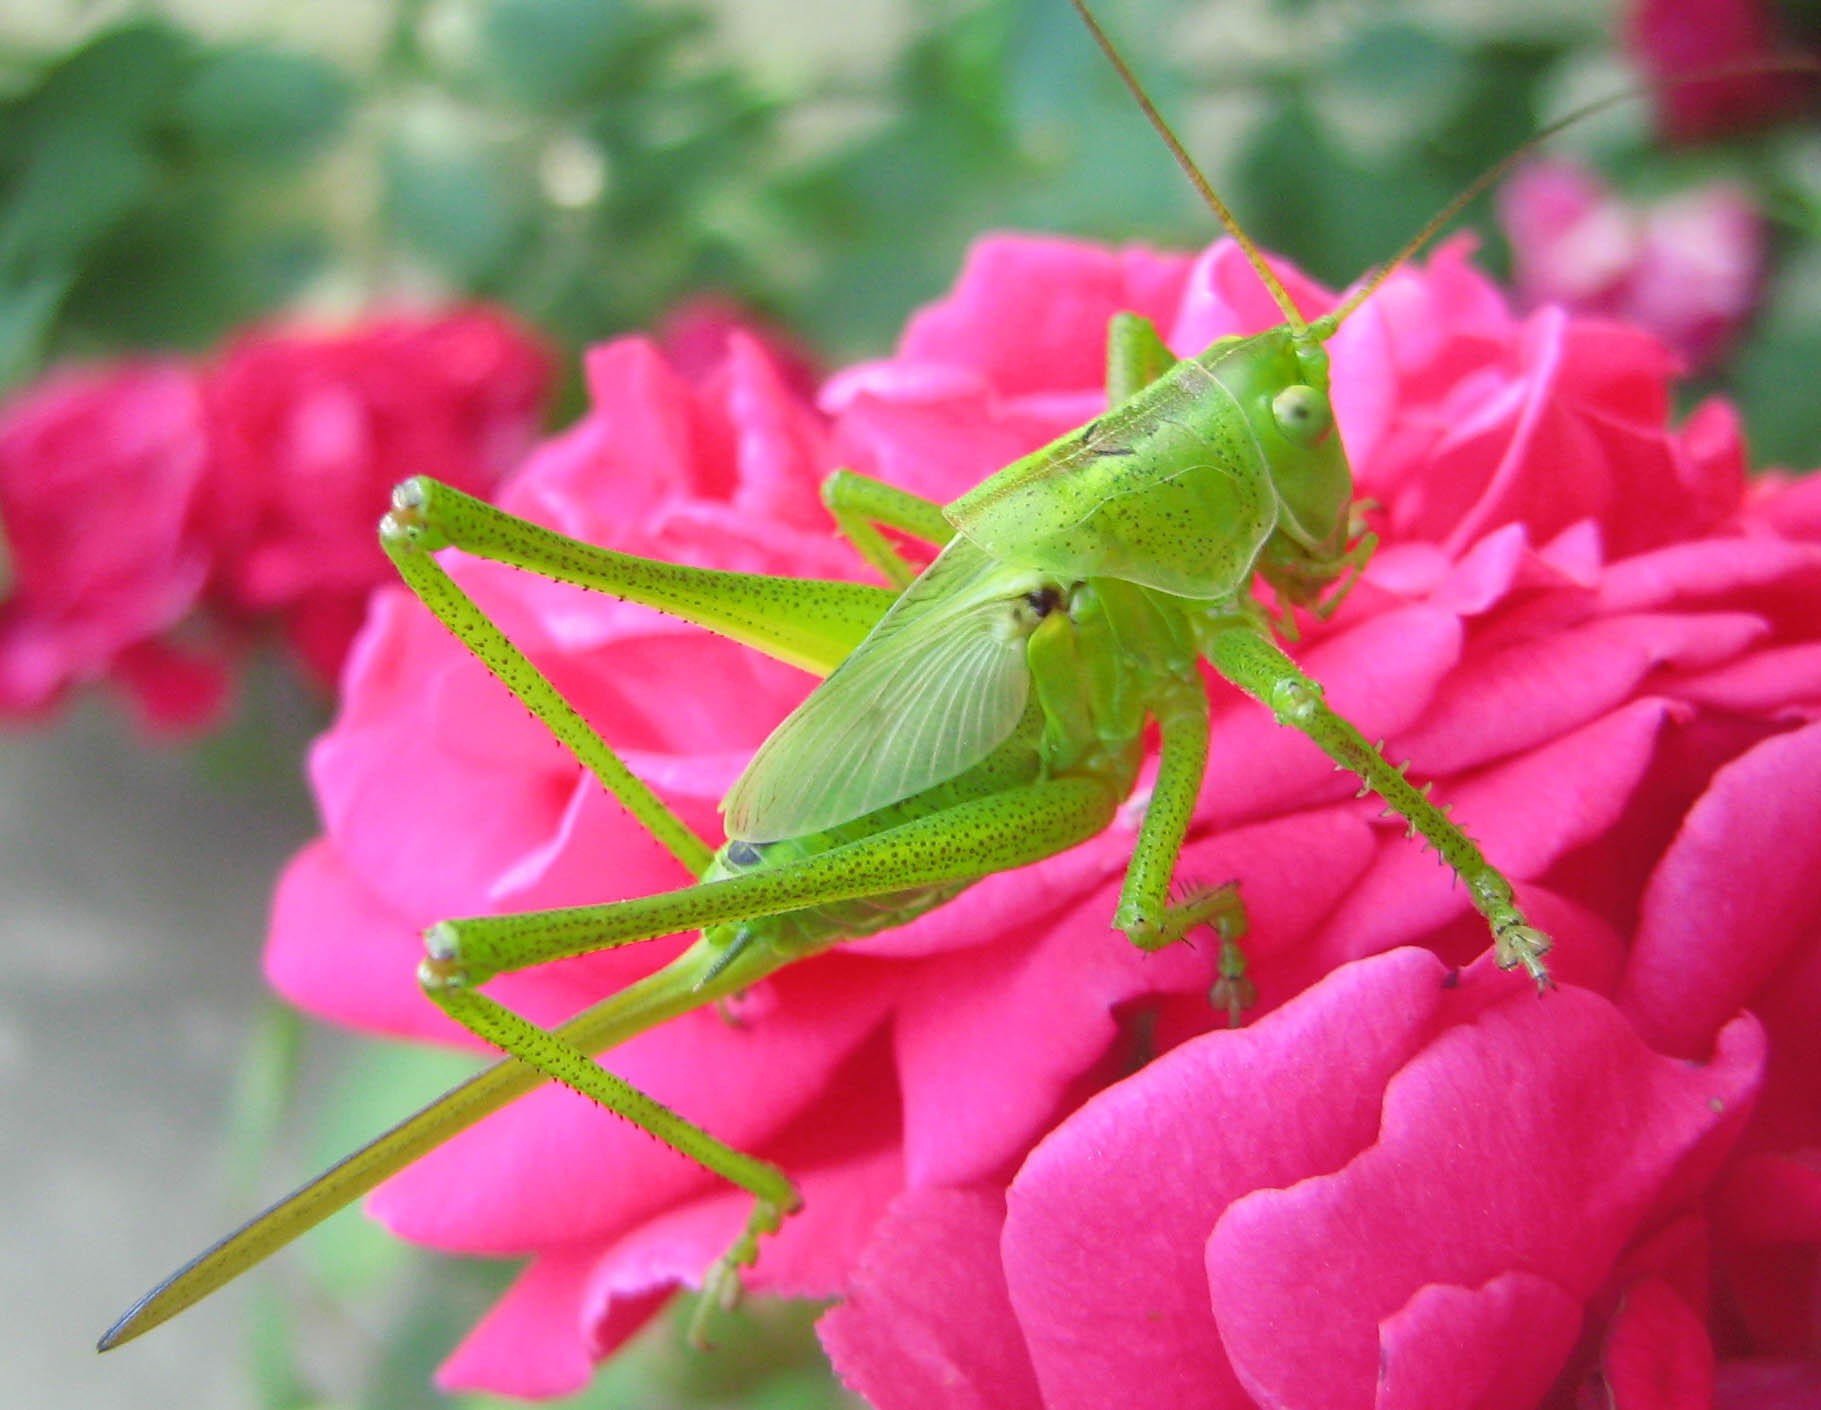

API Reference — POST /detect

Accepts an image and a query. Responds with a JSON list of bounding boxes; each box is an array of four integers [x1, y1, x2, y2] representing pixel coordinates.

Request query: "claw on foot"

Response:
[[1494, 920, 1554, 993], [1210, 933, 1256, 1027], [687, 1196, 791, 1349]]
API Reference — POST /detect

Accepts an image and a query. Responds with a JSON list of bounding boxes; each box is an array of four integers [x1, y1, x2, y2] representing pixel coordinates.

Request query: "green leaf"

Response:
[[0, 121, 154, 272], [23, 19, 191, 131], [176, 46, 352, 168], [61, 195, 329, 350], [224, 1003, 308, 1199], [1330, 20, 1468, 111], [0, 271, 69, 390], [1234, 96, 1433, 288], [1734, 322, 1821, 470], [480, 0, 633, 109], [383, 142, 526, 284]]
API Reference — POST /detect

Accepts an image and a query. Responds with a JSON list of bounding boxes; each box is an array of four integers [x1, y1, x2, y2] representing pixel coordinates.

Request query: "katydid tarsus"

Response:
[[100, 0, 1583, 1358]]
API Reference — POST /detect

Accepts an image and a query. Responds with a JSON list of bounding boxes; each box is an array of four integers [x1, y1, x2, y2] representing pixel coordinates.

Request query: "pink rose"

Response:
[[264, 236, 1821, 1401], [1627, 0, 1817, 140], [825, 239, 1821, 1405], [1499, 157, 1762, 368], [200, 306, 551, 685], [0, 362, 229, 733]]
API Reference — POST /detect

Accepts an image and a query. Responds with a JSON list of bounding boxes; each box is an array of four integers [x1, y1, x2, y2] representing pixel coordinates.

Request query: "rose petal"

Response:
[[1001, 950, 1455, 1410], [1711, 1150, 1821, 1244], [1714, 1359, 1821, 1410], [265, 838, 458, 1042], [578, 1039, 906, 1309], [900, 235, 1192, 397], [1200, 605, 1464, 827], [1622, 720, 1821, 1057], [1598, 1278, 1715, 1410], [1396, 609, 1763, 777], [1313, 696, 1679, 969], [435, 1249, 649, 1399], [1206, 997, 1763, 1410], [820, 1188, 1044, 1410], [1376, 1274, 1583, 1410], [832, 385, 1078, 507], [1665, 641, 1821, 718], [369, 955, 901, 1249], [1600, 538, 1821, 618]]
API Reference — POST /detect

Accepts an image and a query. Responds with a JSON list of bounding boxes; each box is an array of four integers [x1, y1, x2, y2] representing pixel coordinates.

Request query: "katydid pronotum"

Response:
[[102, 0, 1570, 1359]]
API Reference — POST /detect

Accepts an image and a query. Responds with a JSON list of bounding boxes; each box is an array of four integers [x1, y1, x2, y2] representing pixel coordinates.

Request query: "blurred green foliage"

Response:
[[4, 0, 1815, 458], [0, 20, 348, 383], [3, 0, 1821, 459]]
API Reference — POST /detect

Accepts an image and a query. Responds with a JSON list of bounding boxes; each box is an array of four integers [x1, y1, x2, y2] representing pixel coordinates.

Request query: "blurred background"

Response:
[[2, 0, 1816, 1407]]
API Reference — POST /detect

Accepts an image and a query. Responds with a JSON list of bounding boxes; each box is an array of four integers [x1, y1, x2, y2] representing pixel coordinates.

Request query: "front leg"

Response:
[[1312, 505, 1380, 623], [1113, 682, 1211, 944], [1206, 625, 1552, 987]]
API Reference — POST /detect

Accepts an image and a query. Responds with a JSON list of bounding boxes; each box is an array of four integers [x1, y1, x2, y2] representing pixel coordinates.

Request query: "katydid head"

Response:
[[1233, 326, 1357, 607]]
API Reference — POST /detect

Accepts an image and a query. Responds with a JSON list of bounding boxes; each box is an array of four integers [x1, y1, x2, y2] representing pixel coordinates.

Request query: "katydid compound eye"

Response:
[[1271, 384, 1332, 446]]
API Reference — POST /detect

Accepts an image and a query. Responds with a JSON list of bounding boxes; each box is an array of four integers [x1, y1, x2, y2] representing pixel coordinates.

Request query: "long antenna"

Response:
[[1073, 0, 1817, 338], [1067, 0, 1307, 332], [1326, 58, 1821, 328]]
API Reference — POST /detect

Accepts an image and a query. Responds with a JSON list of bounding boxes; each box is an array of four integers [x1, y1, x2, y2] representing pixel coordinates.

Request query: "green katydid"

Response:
[[100, 0, 1567, 1358]]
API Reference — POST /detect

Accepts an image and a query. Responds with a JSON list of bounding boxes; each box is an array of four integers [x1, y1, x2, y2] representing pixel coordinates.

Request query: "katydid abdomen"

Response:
[[703, 537, 1200, 965]]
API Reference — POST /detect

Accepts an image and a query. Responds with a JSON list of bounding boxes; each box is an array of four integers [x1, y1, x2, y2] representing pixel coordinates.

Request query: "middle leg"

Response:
[[1109, 680, 1254, 1022]]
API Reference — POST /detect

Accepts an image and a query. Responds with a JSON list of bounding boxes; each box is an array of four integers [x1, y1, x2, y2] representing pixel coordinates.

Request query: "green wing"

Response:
[[722, 539, 1046, 843]]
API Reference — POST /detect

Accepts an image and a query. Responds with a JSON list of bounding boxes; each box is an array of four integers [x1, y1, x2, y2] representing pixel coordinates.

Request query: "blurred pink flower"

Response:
[[657, 294, 822, 403], [1499, 157, 1763, 368], [201, 306, 552, 686], [263, 235, 1821, 1402], [0, 362, 230, 733], [1627, 0, 1816, 141], [0, 307, 551, 732]]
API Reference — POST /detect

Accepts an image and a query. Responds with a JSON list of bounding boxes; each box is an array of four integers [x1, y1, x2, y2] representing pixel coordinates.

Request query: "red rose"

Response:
[[1627, 0, 1816, 140], [0, 307, 552, 732], [0, 362, 228, 733], [1499, 157, 1763, 368], [201, 307, 551, 685]]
